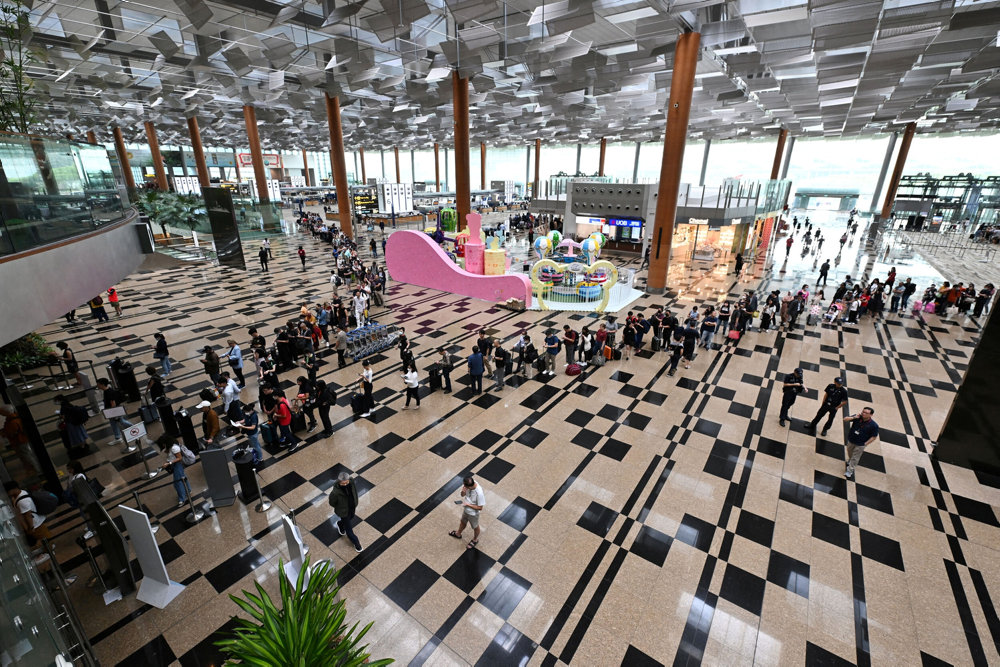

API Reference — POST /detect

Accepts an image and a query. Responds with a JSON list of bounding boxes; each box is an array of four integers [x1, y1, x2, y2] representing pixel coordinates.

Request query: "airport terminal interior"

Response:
[[2, 1, 1000, 666]]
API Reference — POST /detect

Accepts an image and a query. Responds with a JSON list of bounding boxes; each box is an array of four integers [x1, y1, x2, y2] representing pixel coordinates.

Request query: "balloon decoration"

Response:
[[547, 230, 562, 247], [588, 232, 606, 249], [533, 236, 552, 259], [580, 237, 598, 264]]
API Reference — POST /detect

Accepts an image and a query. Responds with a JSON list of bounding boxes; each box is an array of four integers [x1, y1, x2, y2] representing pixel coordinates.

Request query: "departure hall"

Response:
[[2, 0, 1000, 665]]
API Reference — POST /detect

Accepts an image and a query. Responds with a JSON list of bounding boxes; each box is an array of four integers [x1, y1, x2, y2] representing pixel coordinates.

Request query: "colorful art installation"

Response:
[[529, 257, 619, 312], [386, 212, 531, 306], [440, 208, 457, 232]]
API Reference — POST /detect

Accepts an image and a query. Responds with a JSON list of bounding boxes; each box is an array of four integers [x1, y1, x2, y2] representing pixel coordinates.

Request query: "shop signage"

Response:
[[237, 152, 282, 168], [730, 218, 742, 225], [688, 218, 709, 225]]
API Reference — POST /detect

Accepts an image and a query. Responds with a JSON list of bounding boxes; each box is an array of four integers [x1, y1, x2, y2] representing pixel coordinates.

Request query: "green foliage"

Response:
[[0, 333, 52, 371], [135, 190, 207, 237], [216, 558, 393, 667], [0, 0, 40, 134]]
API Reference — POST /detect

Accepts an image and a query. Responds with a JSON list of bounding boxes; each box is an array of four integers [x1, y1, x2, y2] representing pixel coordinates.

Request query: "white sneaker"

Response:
[[844, 469, 853, 479], [361, 411, 372, 417]]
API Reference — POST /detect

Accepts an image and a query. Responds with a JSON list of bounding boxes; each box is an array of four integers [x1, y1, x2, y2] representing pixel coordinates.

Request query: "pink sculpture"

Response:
[[386, 222, 531, 307], [464, 212, 485, 275]]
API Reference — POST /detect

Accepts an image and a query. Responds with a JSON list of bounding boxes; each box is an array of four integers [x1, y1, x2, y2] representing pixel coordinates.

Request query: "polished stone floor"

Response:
[[13, 208, 1000, 666]]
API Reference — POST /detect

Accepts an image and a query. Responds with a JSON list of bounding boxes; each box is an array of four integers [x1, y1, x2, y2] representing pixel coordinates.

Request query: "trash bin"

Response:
[[108, 358, 141, 402], [174, 408, 200, 453], [233, 450, 259, 504], [156, 397, 179, 437]]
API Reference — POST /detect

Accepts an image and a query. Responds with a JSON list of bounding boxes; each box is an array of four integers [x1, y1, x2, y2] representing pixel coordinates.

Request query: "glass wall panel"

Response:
[[578, 144, 601, 176], [904, 133, 1000, 179], [0, 134, 127, 255], [785, 135, 891, 211], [413, 149, 436, 186], [603, 142, 636, 180], [702, 139, 773, 185]]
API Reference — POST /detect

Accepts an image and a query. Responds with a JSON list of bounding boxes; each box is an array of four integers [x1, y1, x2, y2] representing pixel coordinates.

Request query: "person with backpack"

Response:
[[195, 400, 220, 448], [314, 380, 336, 436], [561, 325, 578, 366], [159, 439, 193, 506], [237, 403, 263, 463], [5, 480, 52, 544], [328, 472, 364, 552], [87, 294, 110, 322], [56, 395, 91, 458], [330, 270, 343, 299], [272, 394, 301, 450]]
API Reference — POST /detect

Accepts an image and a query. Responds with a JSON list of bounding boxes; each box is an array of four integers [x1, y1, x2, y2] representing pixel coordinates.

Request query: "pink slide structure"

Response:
[[386, 230, 532, 307]]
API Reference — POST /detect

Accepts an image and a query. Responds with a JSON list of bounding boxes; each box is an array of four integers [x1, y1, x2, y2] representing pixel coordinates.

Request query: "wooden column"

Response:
[[480, 142, 486, 190], [770, 129, 788, 180], [359, 146, 367, 184], [434, 143, 440, 191], [881, 122, 917, 219], [394, 145, 401, 182], [144, 120, 169, 191], [533, 139, 541, 198], [112, 126, 136, 191], [452, 70, 471, 231], [598, 138, 606, 176], [86, 130, 97, 145], [243, 105, 270, 203], [186, 116, 210, 188], [302, 149, 310, 186], [646, 30, 700, 293], [325, 93, 354, 239]]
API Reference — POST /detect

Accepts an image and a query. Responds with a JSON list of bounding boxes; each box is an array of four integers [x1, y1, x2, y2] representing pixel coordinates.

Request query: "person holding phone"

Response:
[[448, 476, 486, 550], [843, 407, 879, 479]]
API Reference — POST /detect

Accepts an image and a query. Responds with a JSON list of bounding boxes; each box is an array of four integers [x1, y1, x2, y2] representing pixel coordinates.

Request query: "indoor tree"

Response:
[[216, 558, 393, 667], [0, 0, 40, 134]]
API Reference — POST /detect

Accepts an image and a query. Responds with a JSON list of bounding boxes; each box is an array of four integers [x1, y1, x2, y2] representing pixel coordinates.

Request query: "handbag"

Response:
[[727, 330, 741, 340]]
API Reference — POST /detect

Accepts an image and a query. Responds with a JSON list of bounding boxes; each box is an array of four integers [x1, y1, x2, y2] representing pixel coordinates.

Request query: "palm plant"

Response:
[[135, 190, 174, 239], [216, 558, 393, 667], [175, 193, 207, 233]]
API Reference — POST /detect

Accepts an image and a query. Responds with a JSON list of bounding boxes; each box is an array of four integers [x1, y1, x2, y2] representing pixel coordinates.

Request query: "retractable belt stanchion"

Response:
[[252, 469, 271, 513], [137, 436, 157, 479], [133, 490, 160, 533], [181, 477, 204, 524]]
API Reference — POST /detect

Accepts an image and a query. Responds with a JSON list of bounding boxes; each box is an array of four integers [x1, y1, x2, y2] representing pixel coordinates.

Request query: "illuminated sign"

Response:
[[688, 218, 709, 225], [238, 153, 282, 168], [731, 218, 742, 225]]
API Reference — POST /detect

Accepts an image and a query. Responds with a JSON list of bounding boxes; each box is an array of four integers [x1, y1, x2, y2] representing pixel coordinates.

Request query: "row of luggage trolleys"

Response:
[[347, 321, 401, 361]]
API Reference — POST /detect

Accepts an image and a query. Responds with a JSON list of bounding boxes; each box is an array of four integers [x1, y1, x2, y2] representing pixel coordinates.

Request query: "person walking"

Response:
[[314, 380, 335, 436], [297, 245, 307, 271], [152, 333, 171, 377], [467, 346, 485, 394], [804, 377, 848, 436], [5, 480, 51, 544], [734, 252, 743, 275], [334, 326, 348, 368], [401, 363, 421, 409], [491, 344, 507, 391], [448, 475, 486, 550], [435, 348, 453, 393], [259, 245, 269, 272], [818, 260, 830, 286], [843, 407, 879, 479], [778, 367, 805, 427], [328, 472, 363, 552], [369, 237, 377, 257], [226, 339, 246, 388], [785, 236, 793, 256], [88, 295, 110, 323], [263, 238, 273, 259]]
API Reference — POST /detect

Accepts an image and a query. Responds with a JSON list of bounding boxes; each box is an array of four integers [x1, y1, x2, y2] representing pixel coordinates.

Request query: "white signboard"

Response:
[[123, 422, 147, 443]]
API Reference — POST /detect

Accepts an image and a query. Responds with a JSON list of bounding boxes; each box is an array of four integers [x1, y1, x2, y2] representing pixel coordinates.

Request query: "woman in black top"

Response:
[[53, 341, 82, 387], [145, 366, 166, 403], [314, 380, 335, 436], [153, 333, 171, 377], [295, 376, 318, 432]]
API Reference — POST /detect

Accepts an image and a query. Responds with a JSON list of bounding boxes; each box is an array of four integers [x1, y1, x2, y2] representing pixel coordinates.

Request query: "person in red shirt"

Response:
[[107, 287, 122, 317], [273, 396, 301, 452], [297, 246, 307, 271]]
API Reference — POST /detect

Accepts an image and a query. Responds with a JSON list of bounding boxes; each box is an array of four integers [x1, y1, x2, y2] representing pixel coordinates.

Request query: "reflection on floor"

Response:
[[14, 208, 1000, 667]]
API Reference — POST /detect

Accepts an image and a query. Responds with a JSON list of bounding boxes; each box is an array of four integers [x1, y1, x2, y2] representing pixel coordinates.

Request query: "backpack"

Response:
[[30, 489, 59, 515], [66, 405, 89, 426], [179, 444, 197, 466], [93, 295, 103, 306]]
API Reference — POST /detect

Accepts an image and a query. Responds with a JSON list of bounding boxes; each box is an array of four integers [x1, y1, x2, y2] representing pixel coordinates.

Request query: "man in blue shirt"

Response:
[[467, 346, 484, 394], [543, 330, 560, 376], [843, 407, 879, 479]]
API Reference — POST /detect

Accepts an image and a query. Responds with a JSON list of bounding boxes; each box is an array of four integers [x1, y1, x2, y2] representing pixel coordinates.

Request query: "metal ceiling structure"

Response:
[[17, 0, 1000, 150]]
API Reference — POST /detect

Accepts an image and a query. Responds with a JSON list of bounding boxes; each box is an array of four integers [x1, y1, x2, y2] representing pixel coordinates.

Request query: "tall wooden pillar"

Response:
[[480, 142, 486, 190], [186, 116, 210, 188], [646, 30, 701, 293], [112, 126, 136, 191], [770, 129, 788, 180], [533, 139, 541, 198], [434, 143, 440, 191], [242, 105, 270, 203], [881, 122, 917, 219], [325, 93, 354, 239], [452, 71, 471, 231], [359, 146, 367, 184], [302, 149, 310, 186], [394, 146, 401, 182], [86, 130, 97, 145], [144, 120, 169, 191], [598, 138, 607, 176]]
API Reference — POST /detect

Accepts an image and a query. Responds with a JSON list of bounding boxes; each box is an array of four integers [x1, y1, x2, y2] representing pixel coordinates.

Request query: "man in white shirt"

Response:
[[448, 476, 486, 550], [5, 480, 49, 542], [352, 290, 368, 328]]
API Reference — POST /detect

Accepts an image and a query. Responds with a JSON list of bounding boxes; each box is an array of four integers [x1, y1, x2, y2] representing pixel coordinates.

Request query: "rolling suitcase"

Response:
[[139, 396, 159, 424], [612, 349, 622, 361], [351, 393, 365, 415], [651, 337, 661, 352], [603, 345, 613, 360], [260, 421, 276, 445], [291, 411, 307, 432]]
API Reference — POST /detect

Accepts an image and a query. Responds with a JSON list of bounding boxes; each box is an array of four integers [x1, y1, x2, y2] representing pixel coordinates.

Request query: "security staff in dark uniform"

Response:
[[778, 367, 805, 427], [805, 377, 849, 435]]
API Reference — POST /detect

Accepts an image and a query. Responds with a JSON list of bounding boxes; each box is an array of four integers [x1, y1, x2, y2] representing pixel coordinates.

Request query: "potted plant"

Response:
[[216, 557, 393, 667], [0, 0, 40, 134]]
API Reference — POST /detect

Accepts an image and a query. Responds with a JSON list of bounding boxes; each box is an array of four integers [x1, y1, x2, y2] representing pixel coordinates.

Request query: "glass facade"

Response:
[[0, 134, 128, 256]]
